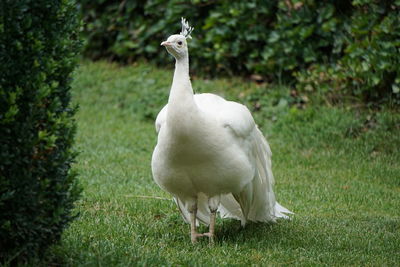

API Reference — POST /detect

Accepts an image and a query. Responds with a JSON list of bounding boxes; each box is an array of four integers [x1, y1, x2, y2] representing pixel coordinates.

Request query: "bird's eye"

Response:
[[177, 41, 183, 45]]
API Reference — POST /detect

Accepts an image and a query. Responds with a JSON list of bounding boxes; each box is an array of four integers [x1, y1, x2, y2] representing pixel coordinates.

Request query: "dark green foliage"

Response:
[[79, 0, 399, 105], [0, 0, 81, 262], [294, 1, 400, 105]]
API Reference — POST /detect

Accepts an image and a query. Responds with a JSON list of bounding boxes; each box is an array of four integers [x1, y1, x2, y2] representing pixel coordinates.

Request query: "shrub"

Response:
[[78, 0, 399, 105], [0, 0, 81, 262], [294, 1, 400, 105]]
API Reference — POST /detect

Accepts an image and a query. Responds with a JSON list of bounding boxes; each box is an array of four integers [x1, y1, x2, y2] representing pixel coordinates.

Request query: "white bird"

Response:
[[151, 18, 292, 243]]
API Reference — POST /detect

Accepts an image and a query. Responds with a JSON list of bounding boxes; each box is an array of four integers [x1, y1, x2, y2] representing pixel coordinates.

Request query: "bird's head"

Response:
[[161, 18, 193, 60], [161, 34, 188, 59]]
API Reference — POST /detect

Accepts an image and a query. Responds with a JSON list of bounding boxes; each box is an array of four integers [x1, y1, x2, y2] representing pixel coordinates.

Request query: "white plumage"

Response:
[[151, 18, 292, 243]]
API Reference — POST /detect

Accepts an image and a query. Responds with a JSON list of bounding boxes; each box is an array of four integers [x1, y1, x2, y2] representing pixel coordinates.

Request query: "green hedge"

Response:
[[79, 0, 399, 104], [0, 0, 81, 262]]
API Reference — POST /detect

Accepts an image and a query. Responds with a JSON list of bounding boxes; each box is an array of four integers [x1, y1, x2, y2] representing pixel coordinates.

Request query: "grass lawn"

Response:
[[43, 61, 399, 266]]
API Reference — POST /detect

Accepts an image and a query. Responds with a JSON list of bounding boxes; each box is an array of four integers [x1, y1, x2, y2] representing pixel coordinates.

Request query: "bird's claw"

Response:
[[191, 232, 214, 244], [203, 232, 215, 244]]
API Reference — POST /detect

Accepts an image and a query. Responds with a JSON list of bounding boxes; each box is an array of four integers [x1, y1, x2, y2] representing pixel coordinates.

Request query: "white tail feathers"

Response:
[[274, 202, 294, 219]]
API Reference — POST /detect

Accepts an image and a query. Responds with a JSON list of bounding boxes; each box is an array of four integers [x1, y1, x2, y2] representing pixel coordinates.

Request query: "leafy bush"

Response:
[[294, 1, 400, 105], [78, 0, 399, 105], [0, 0, 81, 262]]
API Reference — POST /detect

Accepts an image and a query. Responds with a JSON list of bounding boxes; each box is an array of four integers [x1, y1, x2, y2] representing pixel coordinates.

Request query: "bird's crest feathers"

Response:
[[180, 17, 194, 39]]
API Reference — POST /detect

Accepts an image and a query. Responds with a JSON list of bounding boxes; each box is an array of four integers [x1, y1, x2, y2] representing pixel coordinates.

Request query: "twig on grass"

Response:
[[125, 195, 171, 201]]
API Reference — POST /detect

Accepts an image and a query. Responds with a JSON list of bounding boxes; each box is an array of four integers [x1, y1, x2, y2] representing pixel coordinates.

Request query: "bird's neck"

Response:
[[167, 55, 199, 132], [169, 56, 193, 104]]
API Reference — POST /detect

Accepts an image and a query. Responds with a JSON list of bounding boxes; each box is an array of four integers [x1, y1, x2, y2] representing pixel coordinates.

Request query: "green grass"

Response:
[[41, 61, 399, 266]]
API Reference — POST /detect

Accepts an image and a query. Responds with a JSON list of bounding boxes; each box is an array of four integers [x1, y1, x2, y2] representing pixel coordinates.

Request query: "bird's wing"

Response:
[[194, 93, 256, 138], [155, 104, 168, 133], [194, 93, 257, 222], [195, 93, 292, 223], [218, 100, 256, 139]]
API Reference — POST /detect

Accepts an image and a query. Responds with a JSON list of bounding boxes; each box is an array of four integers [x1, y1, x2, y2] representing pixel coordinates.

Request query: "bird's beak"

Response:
[[161, 41, 171, 47]]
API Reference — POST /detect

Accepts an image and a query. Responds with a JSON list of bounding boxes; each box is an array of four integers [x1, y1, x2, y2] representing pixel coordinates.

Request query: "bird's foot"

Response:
[[191, 232, 214, 244], [191, 232, 204, 244], [203, 232, 215, 244]]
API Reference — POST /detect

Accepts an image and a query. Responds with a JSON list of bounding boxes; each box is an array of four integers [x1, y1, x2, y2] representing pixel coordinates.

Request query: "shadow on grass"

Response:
[[216, 218, 295, 246], [180, 214, 400, 252]]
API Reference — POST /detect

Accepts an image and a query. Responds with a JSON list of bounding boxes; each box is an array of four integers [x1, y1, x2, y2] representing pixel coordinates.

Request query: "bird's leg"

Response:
[[203, 211, 216, 244], [204, 195, 221, 244], [188, 201, 202, 244]]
